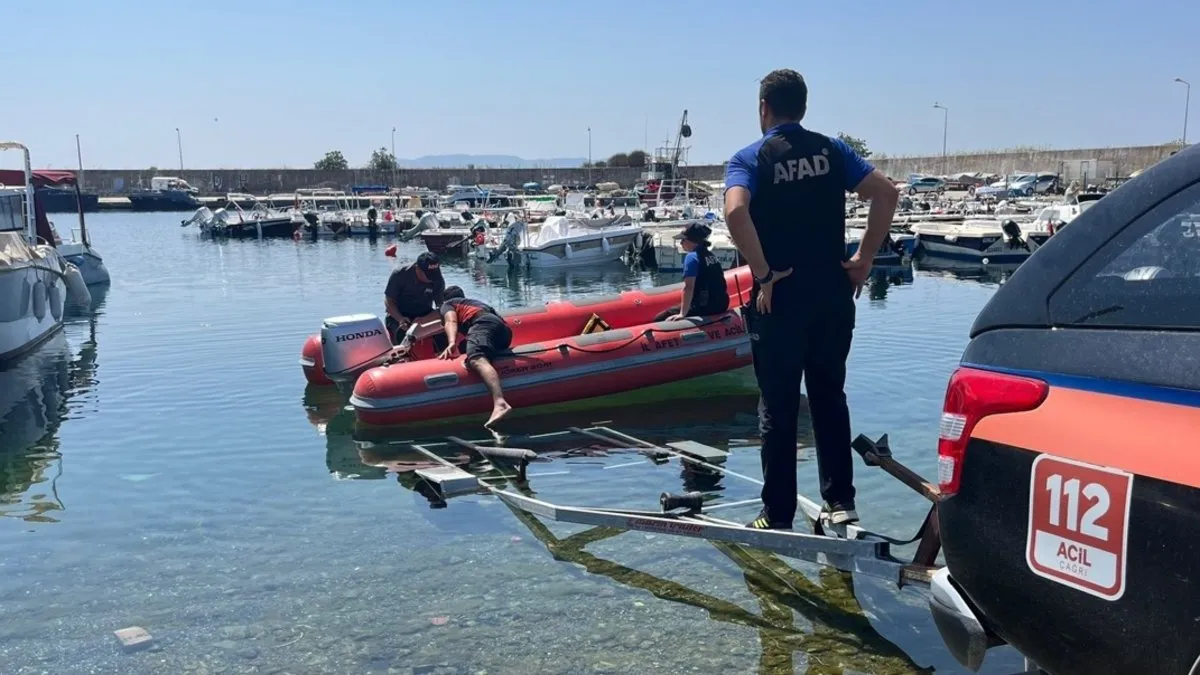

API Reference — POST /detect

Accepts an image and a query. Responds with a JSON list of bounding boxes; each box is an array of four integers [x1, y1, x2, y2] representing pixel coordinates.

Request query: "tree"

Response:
[[314, 151, 348, 171], [837, 133, 872, 159], [606, 152, 630, 167], [367, 147, 397, 172], [627, 150, 647, 168]]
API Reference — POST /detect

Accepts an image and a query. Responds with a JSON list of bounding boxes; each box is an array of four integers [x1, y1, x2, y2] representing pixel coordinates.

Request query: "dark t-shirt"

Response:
[[440, 297, 499, 331], [385, 263, 445, 319]]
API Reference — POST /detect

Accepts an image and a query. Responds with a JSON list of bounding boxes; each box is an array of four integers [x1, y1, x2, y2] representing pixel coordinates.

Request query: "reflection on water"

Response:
[[914, 256, 1022, 285], [319, 412, 941, 673], [0, 286, 106, 523], [867, 265, 916, 301]]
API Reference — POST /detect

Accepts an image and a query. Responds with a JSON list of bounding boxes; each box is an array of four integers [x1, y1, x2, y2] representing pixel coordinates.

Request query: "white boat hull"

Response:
[[653, 244, 741, 272], [0, 247, 68, 363], [917, 234, 1041, 263], [520, 229, 641, 268]]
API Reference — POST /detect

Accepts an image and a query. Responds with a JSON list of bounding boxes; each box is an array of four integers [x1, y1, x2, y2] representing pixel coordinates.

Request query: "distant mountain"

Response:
[[395, 154, 588, 169]]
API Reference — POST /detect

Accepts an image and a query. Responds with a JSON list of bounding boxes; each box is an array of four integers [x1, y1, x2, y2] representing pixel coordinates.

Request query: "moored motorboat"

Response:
[[912, 218, 1047, 263], [512, 214, 643, 268], [299, 266, 754, 386], [0, 163, 110, 286], [845, 227, 904, 266], [0, 142, 79, 364]]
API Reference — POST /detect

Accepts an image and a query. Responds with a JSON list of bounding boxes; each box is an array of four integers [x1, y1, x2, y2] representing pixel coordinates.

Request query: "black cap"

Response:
[[416, 252, 442, 279], [681, 222, 712, 243]]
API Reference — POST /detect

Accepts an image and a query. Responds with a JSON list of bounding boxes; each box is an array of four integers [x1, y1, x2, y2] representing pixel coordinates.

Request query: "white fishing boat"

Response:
[[183, 193, 299, 239], [1030, 190, 1106, 232], [516, 214, 642, 268], [912, 218, 1048, 263], [846, 227, 904, 266], [0, 142, 87, 363], [50, 136, 109, 285], [471, 214, 642, 269], [648, 220, 742, 271]]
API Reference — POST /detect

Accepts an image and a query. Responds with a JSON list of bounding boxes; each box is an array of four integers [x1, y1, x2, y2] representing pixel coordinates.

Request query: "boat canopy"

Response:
[[0, 169, 77, 188]]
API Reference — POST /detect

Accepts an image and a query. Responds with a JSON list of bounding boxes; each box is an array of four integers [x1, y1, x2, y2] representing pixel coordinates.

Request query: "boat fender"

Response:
[[32, 280, 47, 320], [601, 237, 611, 254], [64, 263, 90, 307], [49, 280, 64, 320], [384, 210, 393, 222], [564, 243, 573, 259]]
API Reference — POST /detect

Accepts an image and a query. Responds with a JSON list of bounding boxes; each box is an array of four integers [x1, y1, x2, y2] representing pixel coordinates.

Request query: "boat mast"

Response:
[[75, 134, 89, 247]]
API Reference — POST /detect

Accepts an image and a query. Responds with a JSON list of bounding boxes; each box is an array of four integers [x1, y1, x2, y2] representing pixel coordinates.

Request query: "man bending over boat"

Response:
[[438, 285, 513, 427], [385, 252, 445, 343]]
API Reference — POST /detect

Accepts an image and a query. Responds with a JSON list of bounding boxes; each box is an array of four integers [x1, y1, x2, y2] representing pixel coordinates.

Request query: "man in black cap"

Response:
[[384, 251, 446, 343]]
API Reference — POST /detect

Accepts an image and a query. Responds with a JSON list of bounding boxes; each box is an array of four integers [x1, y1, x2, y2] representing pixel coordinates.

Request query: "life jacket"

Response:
[[687, 247, 730, 316], [443, 297, 499, 331]]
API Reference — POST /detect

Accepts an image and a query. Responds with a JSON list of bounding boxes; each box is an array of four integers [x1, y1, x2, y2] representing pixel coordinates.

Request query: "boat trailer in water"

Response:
[[401, 425, 944, 590]]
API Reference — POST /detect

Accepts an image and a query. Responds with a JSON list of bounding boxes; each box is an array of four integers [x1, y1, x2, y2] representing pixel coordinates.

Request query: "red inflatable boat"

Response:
[[300, 266, 753, 386], [352, 309, 751, 427]]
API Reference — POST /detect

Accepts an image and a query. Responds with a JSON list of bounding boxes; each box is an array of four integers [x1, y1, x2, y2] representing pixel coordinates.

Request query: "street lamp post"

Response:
[[932, 103, 948, 174], [175, 127, 184, 172], [391, 126, 397, 187], [587, 126, 593, 187], [1174, 78, 1191, 145]]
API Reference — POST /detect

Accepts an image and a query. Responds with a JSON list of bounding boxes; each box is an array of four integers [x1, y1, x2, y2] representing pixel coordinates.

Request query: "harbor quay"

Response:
[[74, 143, 1180, 209]]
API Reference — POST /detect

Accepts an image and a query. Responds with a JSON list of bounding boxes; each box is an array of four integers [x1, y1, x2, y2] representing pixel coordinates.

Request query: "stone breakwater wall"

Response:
[[82, 144, 1180, 194]]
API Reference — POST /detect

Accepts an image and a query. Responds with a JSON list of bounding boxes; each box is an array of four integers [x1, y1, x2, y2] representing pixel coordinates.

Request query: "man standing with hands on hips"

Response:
[[723, 68, 899, 530]]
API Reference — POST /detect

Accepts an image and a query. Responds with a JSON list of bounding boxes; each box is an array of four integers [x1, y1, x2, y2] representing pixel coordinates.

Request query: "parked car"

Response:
[[903, 176, 946, 194], [944, 173, 990, 190], [975, 173, 1061, 199], [928, 143, 1200, 674]]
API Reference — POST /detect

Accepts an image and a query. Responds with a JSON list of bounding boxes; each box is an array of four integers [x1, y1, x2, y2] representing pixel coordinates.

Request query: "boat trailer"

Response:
[[402, 425, 943, 589]]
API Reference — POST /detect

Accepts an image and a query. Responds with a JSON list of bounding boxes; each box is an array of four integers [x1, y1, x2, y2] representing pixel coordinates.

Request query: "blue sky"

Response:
[[6, 0, 1195, 169]]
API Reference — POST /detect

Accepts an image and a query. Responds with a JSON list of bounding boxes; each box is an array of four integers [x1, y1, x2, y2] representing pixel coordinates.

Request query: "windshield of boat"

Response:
[[0, 192, 23, 232]]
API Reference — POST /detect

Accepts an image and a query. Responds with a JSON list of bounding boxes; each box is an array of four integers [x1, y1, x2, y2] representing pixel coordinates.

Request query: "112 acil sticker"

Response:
[[1026, 454, 1133, 600]]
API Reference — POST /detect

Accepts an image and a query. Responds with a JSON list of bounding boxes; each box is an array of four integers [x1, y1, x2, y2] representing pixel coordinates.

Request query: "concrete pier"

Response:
[[73, 143, 1181, 205]]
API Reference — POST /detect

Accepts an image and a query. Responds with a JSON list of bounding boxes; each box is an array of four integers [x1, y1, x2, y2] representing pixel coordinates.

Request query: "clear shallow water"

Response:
[[0, 213, 1025, 674]]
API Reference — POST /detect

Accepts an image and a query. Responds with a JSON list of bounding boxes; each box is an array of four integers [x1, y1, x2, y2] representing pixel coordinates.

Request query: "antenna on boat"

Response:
[[75, 134, 89, 247]]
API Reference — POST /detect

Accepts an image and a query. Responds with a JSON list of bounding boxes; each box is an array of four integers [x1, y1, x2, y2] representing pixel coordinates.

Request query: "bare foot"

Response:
[[484, 400, 512, 428]]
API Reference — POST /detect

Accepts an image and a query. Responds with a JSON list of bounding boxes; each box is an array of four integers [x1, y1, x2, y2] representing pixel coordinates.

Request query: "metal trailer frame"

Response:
[[405, 424, 943, 590]]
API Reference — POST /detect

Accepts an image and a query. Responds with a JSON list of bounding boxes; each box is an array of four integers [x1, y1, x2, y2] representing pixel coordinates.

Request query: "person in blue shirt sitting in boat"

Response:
[[661, 222, 731, 321], [438, 285, 513, 428]]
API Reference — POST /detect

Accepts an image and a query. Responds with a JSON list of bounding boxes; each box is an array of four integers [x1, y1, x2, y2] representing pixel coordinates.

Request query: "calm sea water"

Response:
[[0, 213, 1026, 674]]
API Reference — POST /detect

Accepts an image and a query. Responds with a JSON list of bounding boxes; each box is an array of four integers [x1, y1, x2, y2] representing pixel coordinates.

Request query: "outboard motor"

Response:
[[319, 314, 394, 396], [1001, 220, 1028, 250], [302, 211, 321, 237], [488, 220, 526, 264]]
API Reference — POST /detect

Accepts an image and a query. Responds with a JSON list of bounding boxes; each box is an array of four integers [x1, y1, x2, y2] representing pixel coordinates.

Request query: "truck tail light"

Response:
[[937, 367, 1049, 495]]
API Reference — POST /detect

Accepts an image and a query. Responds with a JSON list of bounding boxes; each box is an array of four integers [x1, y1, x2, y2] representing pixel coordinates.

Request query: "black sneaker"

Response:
[[746, 510, 792, 530], [823, 502, 859, 525]]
